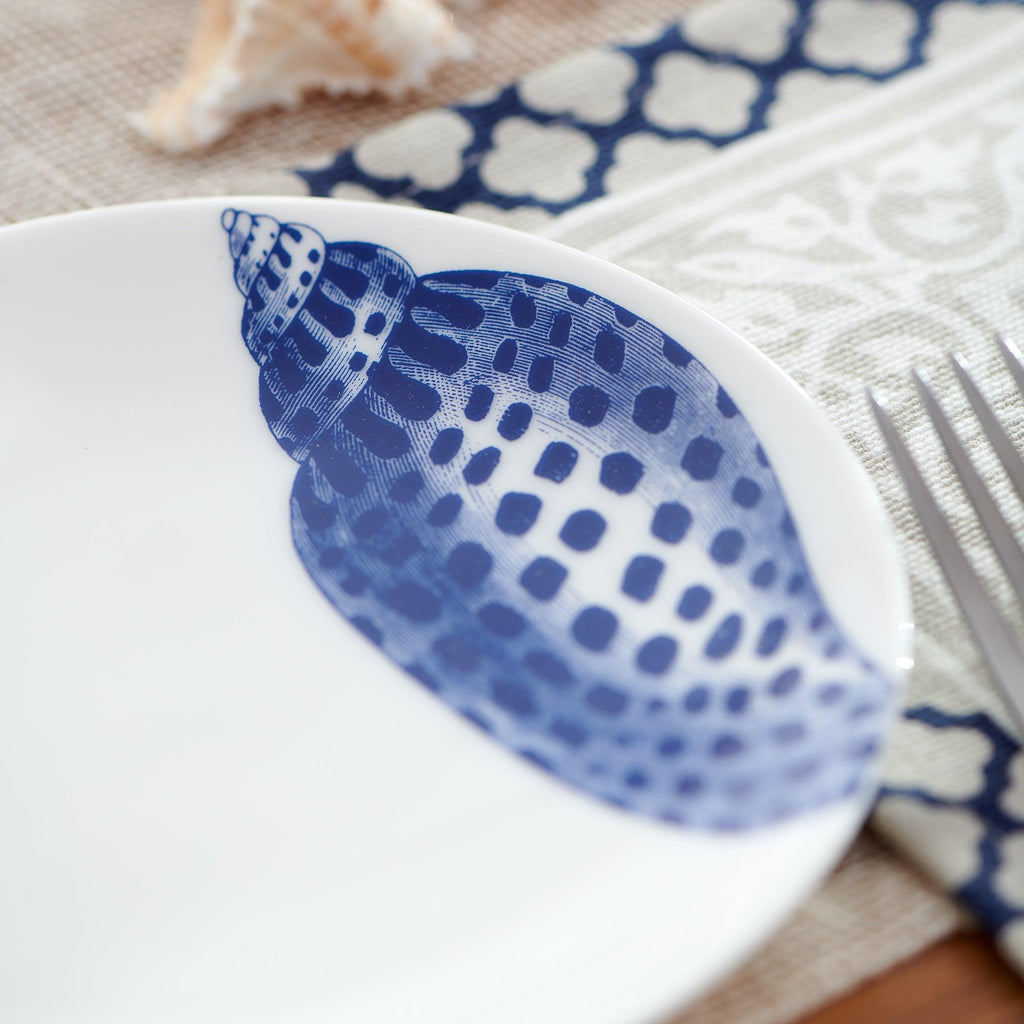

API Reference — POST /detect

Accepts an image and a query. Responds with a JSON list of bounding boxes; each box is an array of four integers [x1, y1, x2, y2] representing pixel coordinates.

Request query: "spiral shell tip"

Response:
[[221, 209, 238, 232]]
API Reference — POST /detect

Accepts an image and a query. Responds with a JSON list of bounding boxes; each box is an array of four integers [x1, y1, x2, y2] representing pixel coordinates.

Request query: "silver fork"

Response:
[[869, 335, 1024, 732]]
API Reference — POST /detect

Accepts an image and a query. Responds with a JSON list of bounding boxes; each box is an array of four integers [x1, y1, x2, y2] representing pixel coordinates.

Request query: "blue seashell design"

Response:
[[222, 207, 892, 830]]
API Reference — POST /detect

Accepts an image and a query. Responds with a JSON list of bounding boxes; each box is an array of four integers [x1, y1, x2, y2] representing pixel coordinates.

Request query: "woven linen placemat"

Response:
[[0, 2, 974, 1022]]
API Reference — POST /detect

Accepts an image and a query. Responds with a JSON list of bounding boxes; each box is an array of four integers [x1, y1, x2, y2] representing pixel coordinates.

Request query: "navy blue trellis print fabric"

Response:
[[881, 707, 1024, 942], [294, 0, 1022, 216], [223, 207, 893, 829]]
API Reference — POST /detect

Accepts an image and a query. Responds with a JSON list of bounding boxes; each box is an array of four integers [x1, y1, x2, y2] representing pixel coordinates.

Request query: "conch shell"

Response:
[[220, 207, 893, 830], [133, 0, 471, 152]]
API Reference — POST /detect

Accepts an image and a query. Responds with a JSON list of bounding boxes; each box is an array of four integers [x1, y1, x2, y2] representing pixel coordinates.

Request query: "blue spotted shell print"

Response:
[[223, 208, 892, 830]]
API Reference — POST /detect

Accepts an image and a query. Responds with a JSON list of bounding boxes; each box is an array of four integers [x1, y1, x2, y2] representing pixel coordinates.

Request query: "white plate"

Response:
[[0, 198, 909, 1024]]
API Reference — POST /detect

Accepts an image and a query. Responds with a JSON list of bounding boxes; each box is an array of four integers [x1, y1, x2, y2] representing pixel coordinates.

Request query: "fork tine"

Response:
[[912, 369, 1024, 605], [950, 352, 1024, 506], [868, 390, 1024, 730], [996, 333, 1024, 400]]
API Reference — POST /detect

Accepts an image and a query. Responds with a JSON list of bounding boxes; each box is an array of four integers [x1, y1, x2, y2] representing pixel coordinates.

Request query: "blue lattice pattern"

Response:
[[295, 0, 1017, 214], [222, 206, 894, 830], [881, 707, 1024, 942]]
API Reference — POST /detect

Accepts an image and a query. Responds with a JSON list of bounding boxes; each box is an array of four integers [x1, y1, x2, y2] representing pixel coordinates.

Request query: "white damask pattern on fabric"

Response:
[[549, 26, 1024, 970]]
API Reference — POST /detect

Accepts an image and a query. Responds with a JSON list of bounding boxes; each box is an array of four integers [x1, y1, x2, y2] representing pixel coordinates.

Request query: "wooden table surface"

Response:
[[801, 934, 1024, 1024]]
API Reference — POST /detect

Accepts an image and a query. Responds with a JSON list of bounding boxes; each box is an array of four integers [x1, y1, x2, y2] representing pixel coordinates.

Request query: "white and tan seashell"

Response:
[[132, 0, 472, 152]]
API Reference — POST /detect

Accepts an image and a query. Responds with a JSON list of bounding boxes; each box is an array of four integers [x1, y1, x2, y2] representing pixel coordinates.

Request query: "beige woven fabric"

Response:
[[0, 0, 693, 225], [0, 2, 968, 1023]]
